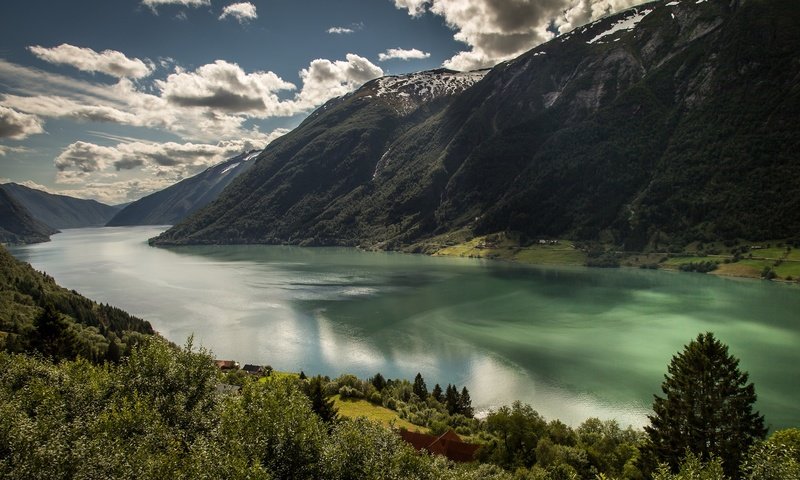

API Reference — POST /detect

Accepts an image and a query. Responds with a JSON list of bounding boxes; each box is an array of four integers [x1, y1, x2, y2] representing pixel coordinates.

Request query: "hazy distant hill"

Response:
[[0, 183, 119, 229], [0, 188, 58, 245], [153, 0, 800, 251], [107, 150, 260, 226]]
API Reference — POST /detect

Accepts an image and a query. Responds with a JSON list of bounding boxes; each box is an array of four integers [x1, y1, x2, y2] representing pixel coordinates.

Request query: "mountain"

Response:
[[0, 188, 58, 245], [107, 150, 261, 226], [153, 0, 800, 252], [0, 183, 119, 229], [0, 245, 154, 360]]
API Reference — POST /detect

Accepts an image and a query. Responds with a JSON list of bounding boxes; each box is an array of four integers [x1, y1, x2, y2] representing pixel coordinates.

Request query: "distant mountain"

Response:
[[106, 150, 261, 226], [0, 183, 119, 229], [0, 188, 58, 245], [153, 0, 800, 251]]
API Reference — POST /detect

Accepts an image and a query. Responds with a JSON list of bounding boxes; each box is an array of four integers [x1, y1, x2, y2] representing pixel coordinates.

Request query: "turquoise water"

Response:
[[10, 226, 800, 429]]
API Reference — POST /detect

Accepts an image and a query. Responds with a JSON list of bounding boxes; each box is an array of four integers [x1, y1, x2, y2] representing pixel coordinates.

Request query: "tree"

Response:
[[459, 386, 474, 417], [304, 375, 338, 423], [431, 383, 443, 403], [413, 372, 428, 399], [643, 333, 766, 478], [370, 372, 386, 392], [445, 384, 460, 415]]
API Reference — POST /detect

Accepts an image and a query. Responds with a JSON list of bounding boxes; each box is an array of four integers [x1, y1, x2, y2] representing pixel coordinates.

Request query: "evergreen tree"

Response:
[[445, 384, 460, 415], [299, 370, 307, 380], [304, 375, 338, 423], [412, 372, 428, 399], [643, 333, 766, 478], [370, 372, 387, 392], [459, 386, 474, 417], [431, 383, 443, 403]]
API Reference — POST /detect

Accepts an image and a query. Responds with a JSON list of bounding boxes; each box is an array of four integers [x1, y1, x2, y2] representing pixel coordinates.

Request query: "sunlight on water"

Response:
[[10, 226, 800, 429]]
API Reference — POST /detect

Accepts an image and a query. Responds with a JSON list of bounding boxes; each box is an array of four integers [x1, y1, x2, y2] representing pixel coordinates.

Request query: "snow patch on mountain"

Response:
[[369, 69, 487, 115], [587, 8, 654, 44]]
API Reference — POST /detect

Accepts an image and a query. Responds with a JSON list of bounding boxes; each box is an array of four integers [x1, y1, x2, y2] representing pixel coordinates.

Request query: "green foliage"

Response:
[[413, 372, 429, 399], [678, 261, 718, 273], [741, 440, 800, 480], [302, 375, 339, 423], [0, 246, 153, 362], [652, 453, 728, 480], [643, 333, 767, 478]]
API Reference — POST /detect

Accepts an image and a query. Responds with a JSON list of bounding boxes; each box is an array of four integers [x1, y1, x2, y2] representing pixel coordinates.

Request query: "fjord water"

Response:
[[10, 227, 800, 428]]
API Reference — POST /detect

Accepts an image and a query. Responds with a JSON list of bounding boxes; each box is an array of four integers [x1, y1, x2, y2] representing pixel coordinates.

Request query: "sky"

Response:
[[0, 0, 645, 205]]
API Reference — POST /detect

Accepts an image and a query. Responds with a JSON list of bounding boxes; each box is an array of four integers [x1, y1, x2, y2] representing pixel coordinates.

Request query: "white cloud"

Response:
[[51, 130, 287, 203], [156, 60, 296, 115], [142, 0, 210, 13], [327, 27, 355, 34], [294, 54, 383, 110], [393, 0, 430, 17], [28, 44, 154, 79], [219, 2, 258, 23], [0, 106, 45, 140], [0, 53, 380, 143], [0, 146, 28, 157], [392, 0, 646, 71], [378, 48, 431, 62]]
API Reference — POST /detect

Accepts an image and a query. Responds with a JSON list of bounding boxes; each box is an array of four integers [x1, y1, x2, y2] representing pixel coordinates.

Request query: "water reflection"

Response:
[[9, 226, 800, 429]]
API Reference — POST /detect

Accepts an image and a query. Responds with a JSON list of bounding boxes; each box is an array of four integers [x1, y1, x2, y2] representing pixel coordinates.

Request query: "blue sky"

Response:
[[0, 0, 642, 204]]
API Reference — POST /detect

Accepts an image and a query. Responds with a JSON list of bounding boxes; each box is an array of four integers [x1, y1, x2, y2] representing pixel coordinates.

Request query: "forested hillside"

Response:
[[0, 245, 154, 361], [153, 0, 800, 253]]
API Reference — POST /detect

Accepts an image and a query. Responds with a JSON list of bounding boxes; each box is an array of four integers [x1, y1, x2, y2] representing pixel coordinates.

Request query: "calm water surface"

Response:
[[10, 227, 800, 428]]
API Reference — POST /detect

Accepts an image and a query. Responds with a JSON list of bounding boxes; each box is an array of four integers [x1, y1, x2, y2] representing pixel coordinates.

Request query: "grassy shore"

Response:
[[332, 395, 427, 432], [416, 231, 800, 284]]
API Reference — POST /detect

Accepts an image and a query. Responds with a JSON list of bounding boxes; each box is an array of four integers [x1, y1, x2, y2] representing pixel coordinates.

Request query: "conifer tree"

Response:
[[304, 375, 338, 423], [370, 372, 386, 392], [445, 384, 460, 415], [459, 386, 474, 418], [643, 333, 766, 478], [431, 383, 443, 403], [412, 372, 428, 399]]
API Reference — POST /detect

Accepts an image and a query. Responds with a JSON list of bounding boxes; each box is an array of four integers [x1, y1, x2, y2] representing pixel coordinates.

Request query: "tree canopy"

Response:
[[643, 333, 767, 478]]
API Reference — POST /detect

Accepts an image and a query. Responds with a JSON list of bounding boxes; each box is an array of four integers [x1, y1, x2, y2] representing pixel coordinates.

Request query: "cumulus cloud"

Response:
[[157, 60, 296, 114], [0, 106, 45, 140], [294, 54, 383, 109], [219, 2, 258, 23], [0, 54, 380, 143], [378, 48, 431, 62], [142, 0, 210, 13], [393, 0, 645, 70], [52, 130, 287, 203], [28, 44, 154, 79], [327, 27, 355, 34]]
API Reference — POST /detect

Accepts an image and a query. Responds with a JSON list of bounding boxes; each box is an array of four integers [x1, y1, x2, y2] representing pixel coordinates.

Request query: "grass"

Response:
[[432, 234, 586, 266], [332, 395, 427, 432]]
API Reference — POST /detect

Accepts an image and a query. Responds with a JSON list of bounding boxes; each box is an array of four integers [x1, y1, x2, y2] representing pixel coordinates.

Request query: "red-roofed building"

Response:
[[397, 429, 480, 462]]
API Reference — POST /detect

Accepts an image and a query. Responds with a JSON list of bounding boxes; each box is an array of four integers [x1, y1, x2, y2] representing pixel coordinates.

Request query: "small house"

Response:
[[214, 359, 239, 371]]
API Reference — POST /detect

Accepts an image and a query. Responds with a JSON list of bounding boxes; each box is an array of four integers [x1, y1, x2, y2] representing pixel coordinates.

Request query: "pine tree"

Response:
[[304, 375, 338, 423], [643, 332, 766, 479], [431, 383, 443, 403], [445, 384, 460, 415], [458, 386, 474, 418], [370, 373, 387, 392], [412, 372, 428, 399]]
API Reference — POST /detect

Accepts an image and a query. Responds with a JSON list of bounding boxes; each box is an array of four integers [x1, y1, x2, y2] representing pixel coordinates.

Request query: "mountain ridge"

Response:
[[1, 183, 119, 229], [106, 150, 261, 226], [152, 0, 800, 252]]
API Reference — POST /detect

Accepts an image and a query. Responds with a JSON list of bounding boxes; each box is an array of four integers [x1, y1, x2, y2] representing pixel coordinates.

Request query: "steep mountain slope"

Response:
[[0, 189, 58, 245], [107, 150, 261, 226], [1, 183, 119, 229], [154, 0, 800, 251]]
